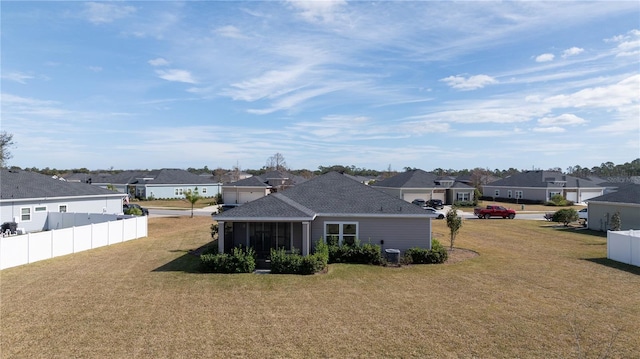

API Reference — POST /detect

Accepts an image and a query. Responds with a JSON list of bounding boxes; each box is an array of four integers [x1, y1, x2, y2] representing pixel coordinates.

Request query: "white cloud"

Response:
[[537, 113, 587, 126], [1, 72, 34, 84], [535, 53, 555, 62], [456, 130, 513, 137], [148, 58, 170, 67], [155, 69, 197, 84], [562, 47, 584, 58], [440, 74, 497, 90], [215, 25, 249, 39], [83, 2, 136, 24], [88, 66, 103, 72], [544, 74, 639, 108], [286, 0, 347, 24]]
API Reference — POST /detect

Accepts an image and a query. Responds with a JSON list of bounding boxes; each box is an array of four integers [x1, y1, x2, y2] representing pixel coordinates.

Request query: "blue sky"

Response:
[[2, 1, 639, 172]]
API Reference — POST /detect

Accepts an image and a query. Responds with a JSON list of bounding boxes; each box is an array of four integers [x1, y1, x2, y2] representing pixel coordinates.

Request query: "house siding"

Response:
[[223, 187, 269, 204], [587, 202, 640, 231], [311, 216, 431, 253], [1, 196, 124, 233], [142, 184, 221, 200]]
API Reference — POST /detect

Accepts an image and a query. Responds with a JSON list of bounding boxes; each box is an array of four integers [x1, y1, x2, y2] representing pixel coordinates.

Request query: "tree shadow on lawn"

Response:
[[583, 257, 640, 275], [152, 243, 212, 273]]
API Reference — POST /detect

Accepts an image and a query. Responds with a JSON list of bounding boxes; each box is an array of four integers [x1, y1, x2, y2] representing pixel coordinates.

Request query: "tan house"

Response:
[[587, 183, 640, 231]]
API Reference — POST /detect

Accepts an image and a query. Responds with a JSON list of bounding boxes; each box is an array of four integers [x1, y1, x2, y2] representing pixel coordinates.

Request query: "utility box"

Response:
[[385, 248, 400, 264]]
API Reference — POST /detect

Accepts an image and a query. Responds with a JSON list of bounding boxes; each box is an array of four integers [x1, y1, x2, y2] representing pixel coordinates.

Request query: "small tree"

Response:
[[610, 211, 622, 231], [552, 208, 579, 226], [184, 187, 201, 218], [446, 207, 463, 250]]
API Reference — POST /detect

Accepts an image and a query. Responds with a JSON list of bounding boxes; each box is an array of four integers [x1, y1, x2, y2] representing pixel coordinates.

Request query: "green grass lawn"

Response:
[[1, 217, 638, 358]]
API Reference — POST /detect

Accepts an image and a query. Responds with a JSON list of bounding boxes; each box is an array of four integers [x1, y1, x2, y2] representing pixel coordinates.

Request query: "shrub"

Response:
[[552, 208, 579, 226], [453, 200, 475, 208], [270, 239, 328, 275], [200, 247, 255, 273], [610, 211, 622, 231], [403, 239, 448, 264], [327, 239, 383, 265], [124, 207, 143, 216], [545, 195, 574, 207]]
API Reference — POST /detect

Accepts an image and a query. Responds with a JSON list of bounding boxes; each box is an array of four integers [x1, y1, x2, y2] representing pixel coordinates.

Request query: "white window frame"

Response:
[[507, 190, 512, 199], [175, 188, 184, 196], [324, 221, 359, 246], [21, 207, 32, 222], [457, 192, 470, 201], [515, 191, 523, 199], [549, 191, 561, 199], [34, 205, 47, 212], [494, 190, 500, 197], [202, 187, 207, 194], [59, 205, 68, 213]]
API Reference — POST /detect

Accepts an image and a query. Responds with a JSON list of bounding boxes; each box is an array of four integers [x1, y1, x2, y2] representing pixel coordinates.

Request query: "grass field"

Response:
[[2, 217, 638, 358], [134, 198, 216, 209]]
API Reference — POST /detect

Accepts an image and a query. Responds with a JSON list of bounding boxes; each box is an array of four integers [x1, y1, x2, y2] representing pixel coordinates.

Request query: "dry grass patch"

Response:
[[135, 198, 215, 209], [2, 217, 639, 358]]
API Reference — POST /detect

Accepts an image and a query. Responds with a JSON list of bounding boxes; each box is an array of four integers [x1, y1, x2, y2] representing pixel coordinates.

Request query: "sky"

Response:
[[1, 1, 639, 172]]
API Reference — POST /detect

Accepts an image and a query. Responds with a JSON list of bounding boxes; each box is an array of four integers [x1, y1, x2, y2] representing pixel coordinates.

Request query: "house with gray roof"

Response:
[[221, 170, 307, 205], [371, 169, 475, 205], [214, 172, 434, 258], [482, 171, 603, 204], [1, 169, 125, 233], [129, 169, 221, 200], [586, 183, 640, 231]]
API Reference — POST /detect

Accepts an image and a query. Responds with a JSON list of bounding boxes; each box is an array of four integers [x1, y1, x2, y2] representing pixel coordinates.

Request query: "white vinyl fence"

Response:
[[607, 230, 640, 267], [1, 214, 147, 270]]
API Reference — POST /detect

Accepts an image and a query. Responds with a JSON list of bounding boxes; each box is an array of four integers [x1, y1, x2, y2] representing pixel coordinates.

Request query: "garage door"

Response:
[[580, 190, 603, 203], [566, 191, 578, 202]]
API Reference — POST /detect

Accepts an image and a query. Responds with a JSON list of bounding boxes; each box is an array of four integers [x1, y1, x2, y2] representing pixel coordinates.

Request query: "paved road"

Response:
[[148, 207, 217, 218]]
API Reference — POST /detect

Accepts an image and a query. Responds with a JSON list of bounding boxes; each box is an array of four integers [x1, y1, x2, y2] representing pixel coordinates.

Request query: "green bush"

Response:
[[545, 194, 574, 206], [453, 200, 475, 208], [551, 208, 579, 226], [200, 247, 255, 273], [403, 239, 448, 264], [270, 240, 328, 275], [327, 239, 383, 265], [124, 207, 143, 216]]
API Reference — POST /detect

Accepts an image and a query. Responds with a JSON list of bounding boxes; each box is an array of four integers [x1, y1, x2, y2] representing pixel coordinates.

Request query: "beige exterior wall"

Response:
[[222, 187, 269, 204], [587, 202, 640, 232]]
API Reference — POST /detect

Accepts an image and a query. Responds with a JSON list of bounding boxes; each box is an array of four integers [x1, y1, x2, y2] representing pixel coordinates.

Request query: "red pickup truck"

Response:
[[474, 205, 516, 219]]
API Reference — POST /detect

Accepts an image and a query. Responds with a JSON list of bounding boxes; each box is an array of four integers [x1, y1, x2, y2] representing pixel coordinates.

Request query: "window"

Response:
[[35, 206, 47, 212], [508, 190, 512, 199], [59, 205, 68, 213], [549, 191, 561, 199], [21, 207, 31, 221], [457, 192, 470, 201], [324, 222, 358, 246], [494, 190, 500, 197], [175, 188, 184, 196], [202, 187, 207, 194], [515, 191, 523, 199]]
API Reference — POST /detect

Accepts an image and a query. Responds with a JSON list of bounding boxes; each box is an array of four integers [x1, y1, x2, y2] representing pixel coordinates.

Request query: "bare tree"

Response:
[[1, 131, 15, 168], [265, 153, 287, 171]]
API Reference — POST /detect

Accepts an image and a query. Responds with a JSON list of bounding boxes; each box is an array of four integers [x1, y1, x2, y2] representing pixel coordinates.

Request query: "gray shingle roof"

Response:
[[372, 170, 446, 188], [486, 171, 601, 188], [1, 169, 124, 200], [587, 183, 640, 204], [140, 169, 218, 185], [225, 176, 271, 188], [215, 172, 429, 220]]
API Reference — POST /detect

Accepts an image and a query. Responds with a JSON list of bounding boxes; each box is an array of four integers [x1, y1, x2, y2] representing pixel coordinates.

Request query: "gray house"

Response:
[[1, 169, 125, 233], [482, 171, 603, 203], [214, 172, 433, 257], [371, 169, 475, 205], [586, 183, 640, 231], [221, 170, 307, 205], [129, 169, 222, 200]]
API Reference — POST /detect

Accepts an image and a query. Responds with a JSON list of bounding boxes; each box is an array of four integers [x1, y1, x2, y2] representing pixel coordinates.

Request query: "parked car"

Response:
[[424, 207, 446, 219], [427, 199, 444, 209], [123, 203, 149, 216], [411, 199, 427, 208], [578, 208, 588, 225], [474, 205, 516, 219]]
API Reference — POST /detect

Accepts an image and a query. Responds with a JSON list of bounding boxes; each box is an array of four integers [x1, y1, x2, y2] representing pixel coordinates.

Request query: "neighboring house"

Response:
[[129, 169, 222, 199], [586, 183, 640, 231], [221, 170, 307, 205], [482, 171, 603, 203], [90, 171, 147, 194], [371, 169, 475, 205], [214, 172, 434, 257], [1, 169, 125, 233]]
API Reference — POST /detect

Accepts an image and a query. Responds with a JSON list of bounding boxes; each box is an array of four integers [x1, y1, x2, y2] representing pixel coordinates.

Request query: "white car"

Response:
[[425, 207, 446, 219], [578, 208, 588, 221]]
